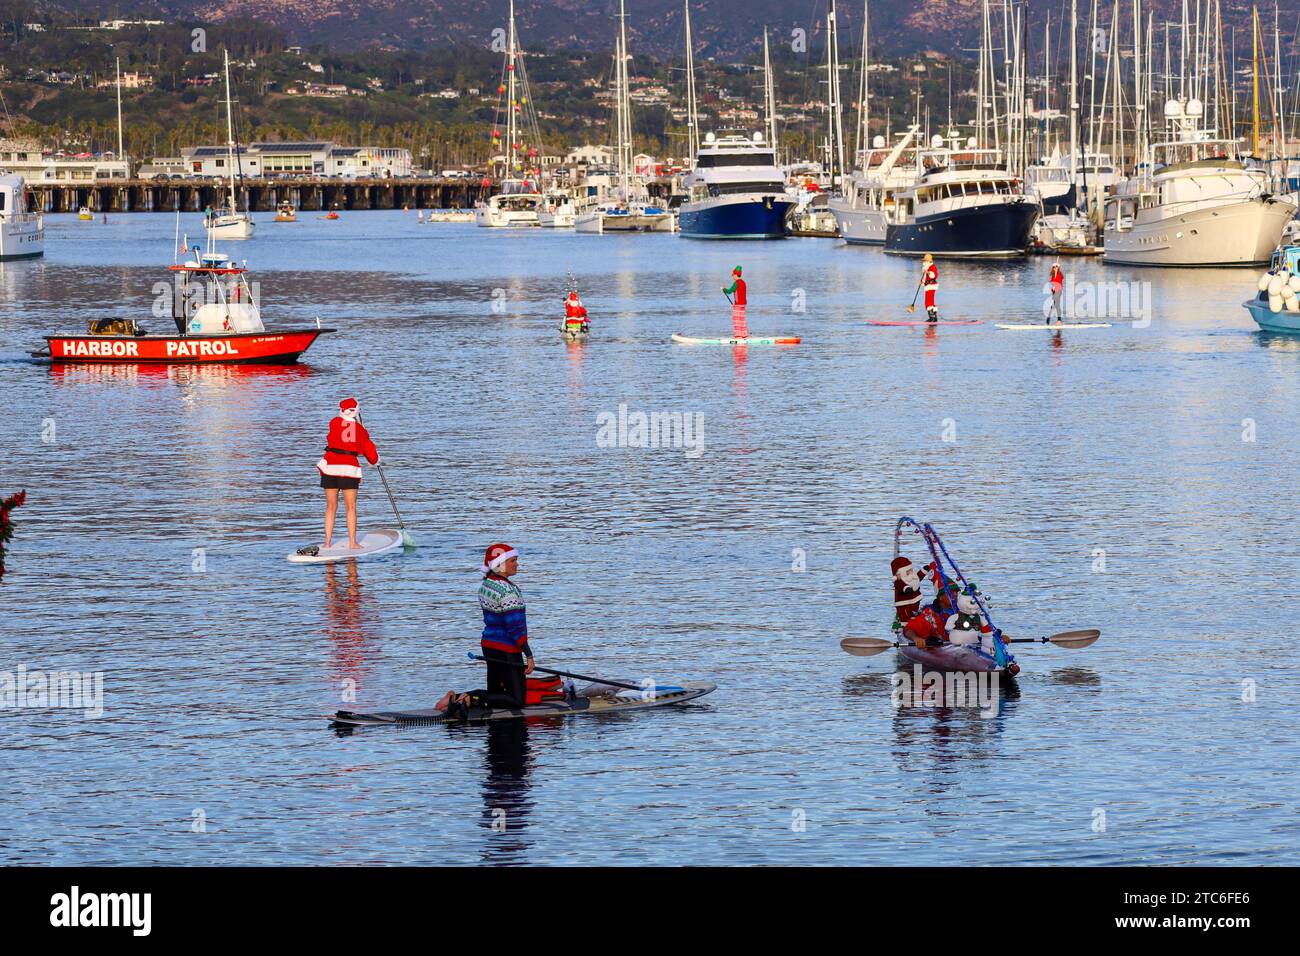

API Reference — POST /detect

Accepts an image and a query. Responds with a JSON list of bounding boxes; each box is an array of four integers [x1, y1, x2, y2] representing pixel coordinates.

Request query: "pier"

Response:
[[25, 177, 488, 213]]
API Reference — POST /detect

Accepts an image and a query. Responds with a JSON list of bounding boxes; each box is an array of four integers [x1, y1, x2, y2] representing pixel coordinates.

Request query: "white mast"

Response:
[[115, 57, 123, 160], [223, 49, 237, 213], [617, 0, 631, 201], [684, 1, 699, 161], [763, 27, 778, 155], [507, 0, 519, 179], [1134, 0, 1145, 175], [826, 0, 846, 186], [1069, 0, 1079, 187], [854, 0, 871, 164]]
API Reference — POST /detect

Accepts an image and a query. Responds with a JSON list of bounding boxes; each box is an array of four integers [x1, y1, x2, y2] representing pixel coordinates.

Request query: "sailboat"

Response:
[[475, 0, 543, 228], [574, 0, 674, 234], [206, 49, 255, 240]]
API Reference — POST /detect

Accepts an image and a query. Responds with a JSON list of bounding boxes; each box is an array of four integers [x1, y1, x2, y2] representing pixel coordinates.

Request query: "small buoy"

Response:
[[1269, 294, 1284, 313], [1268, 276, 1284, 296], [1258, 273, 1273, 291]]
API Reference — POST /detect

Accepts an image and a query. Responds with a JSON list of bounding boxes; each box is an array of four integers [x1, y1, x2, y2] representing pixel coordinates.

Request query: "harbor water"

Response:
[[1, 211, 1297, 865]]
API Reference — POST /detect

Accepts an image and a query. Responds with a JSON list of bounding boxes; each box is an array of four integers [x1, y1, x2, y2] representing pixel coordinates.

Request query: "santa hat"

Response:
[[339, 397, 359, 421], [568, 291, 579, 300], [482, 542, 518, 574], [891, 556, 917, 582]]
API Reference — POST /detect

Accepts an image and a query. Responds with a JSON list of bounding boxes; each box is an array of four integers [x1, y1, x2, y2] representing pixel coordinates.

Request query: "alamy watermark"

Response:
[[1044, 277, 1151, 326], [1, 665, 104, 718], [890, 665, 1001, 718], [596, 403, 704, 458]]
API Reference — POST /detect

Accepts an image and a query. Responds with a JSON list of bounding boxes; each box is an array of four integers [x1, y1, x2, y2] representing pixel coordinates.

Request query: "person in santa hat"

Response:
[[563, 289, 589, 337], [722, 265, 750, 339], [315, 398, 379, 550], [921, 254, 939, 322], [478, 542, 535, 709]]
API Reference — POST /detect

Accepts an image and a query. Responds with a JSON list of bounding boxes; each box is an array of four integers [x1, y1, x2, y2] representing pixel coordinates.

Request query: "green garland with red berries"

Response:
[[0, 490, 26, 582]]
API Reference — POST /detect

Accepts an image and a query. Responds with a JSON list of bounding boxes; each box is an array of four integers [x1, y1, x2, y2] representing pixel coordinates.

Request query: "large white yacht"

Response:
[[0, 173, 44, 260], [828, 126, 920, 245], [1103, 98, 1297, 266]]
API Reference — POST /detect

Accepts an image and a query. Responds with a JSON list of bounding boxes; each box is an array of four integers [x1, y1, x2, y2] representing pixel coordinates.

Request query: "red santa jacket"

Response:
[[565, 298, 588, 319], [316, 416, 378, 479], [922, 263, 938, 290]]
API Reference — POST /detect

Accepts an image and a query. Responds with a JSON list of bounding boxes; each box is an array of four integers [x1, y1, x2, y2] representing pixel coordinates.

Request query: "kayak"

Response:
[[672, 333, 800, 345], [868, 320, 981, 327], [288, 528, 405, 564], [330, 680, 716, 727], [898, 642, 1016, 675], [994, 323, 1112, 330]]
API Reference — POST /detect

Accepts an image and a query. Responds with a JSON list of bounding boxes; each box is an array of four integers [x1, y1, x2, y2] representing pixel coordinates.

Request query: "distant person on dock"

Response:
[[922, 254, 939, 322], [1048, 262, 1065, 323], [479, 543, 535, 709], [564, 290, 589, 336], [723, 265, 749, 338], [315, 397, 379, 551]]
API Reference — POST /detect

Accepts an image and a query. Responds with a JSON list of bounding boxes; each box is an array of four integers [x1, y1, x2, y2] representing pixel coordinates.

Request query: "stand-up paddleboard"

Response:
[[995, 322, 1112, 330], [672, 333, 800, 345], [288, 528, 405, 564], [868, 320, 982, 327], [330, 680, 716, 727]]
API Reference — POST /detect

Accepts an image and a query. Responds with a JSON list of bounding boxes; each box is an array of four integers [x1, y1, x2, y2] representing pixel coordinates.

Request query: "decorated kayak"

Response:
[[898, 642, 1011, 674], [288, 528, 405, 564], [330, 680, 717, 727], [995, 323, 1111, 330], [672, 333, 800, 345], [868, 320, 981, 327]]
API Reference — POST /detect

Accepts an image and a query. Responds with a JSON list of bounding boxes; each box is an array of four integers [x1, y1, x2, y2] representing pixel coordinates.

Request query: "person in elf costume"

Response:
[[722, 265, 750, 339]]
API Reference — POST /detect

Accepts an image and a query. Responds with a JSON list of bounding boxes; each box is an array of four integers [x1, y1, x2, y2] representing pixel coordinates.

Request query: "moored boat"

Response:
[[274, 201, 297, 222], [1244, 244, 1300, 333], [0, 174, 44, 260], [36, 235, 331, 365]]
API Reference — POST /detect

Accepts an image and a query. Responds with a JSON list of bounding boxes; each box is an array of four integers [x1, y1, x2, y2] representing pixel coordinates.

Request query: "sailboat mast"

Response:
[[1253, 5, 1260, 156], [618, 0, 630, 200], [223, 49, 236, 211], [826, 0, 846, 186], [684, 1, 698, 161], [1069, 0, 1078, 185], [1134, 0, 1144, 175], [855, 0, 870, 164], [764, 28, 778, 155], [115, 58, 123, 160]]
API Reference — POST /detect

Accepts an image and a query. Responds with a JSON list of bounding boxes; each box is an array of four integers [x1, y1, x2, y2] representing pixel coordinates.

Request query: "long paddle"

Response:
[[906, 280, 922, 313], [839, 629, 1101, 658], [357, 413, 415, 548], [467, 652, 643, 692]]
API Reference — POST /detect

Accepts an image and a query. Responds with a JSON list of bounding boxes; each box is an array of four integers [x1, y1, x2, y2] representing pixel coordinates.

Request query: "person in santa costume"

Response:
[[563, 289, 589, 336], [478, 542, 535, 709], [921, 254, 939, 322], [722, 265, 750, 339], [315, 398, 379, 550]]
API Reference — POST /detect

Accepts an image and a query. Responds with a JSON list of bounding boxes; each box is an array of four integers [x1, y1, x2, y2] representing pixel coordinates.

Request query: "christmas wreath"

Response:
[[0, 490, 27, 582]]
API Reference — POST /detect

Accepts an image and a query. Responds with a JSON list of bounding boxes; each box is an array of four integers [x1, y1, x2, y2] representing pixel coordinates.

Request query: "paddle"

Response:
[[839, 629, 1101, 657], [466, 652, 643, 692], [906, 280, 922, 314], [357, 413, 416, 549], [723, 290, 734, 305]]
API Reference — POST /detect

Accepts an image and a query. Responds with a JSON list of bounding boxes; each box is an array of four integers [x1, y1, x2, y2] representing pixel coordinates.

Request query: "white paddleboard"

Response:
[[995, 322, 1112, 330], [287, 528, 405, 564], [671, 333, 801, 345]]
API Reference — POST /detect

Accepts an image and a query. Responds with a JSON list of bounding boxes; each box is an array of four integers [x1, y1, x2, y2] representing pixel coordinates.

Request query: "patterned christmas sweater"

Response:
[[479, 574, 531, 655]]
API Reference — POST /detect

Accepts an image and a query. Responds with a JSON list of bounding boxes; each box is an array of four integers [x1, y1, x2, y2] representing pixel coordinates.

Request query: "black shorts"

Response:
[[320, 473, 360, 490]]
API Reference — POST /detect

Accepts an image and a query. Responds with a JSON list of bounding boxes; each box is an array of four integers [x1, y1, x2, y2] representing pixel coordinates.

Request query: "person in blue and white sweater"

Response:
[[478, 542, 535, 709]]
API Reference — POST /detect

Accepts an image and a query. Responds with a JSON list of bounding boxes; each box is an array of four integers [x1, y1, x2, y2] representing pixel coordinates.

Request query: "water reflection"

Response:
[[469, 721, 536, 865], [323, 561, 382, 694]]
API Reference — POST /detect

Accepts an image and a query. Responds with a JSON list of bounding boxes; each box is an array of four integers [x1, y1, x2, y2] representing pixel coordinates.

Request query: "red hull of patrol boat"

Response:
[[43, 329, 330, 364]]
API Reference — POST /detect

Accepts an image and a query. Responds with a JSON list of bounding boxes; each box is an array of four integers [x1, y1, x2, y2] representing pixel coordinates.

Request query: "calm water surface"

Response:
[[2, 211, 1297, 865]]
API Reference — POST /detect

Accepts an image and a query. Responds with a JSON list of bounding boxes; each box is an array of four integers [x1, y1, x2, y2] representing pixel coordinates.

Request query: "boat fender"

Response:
[[1287, 297, 1300, 313], [1288, 274, 1300, 294], [1269, 295, 1284, 313], [1268, 276, 1285, 296]]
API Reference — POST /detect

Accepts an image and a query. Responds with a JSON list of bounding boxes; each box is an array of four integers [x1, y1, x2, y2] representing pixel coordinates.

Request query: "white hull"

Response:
[[474, 207, 541, 228], [1104, 197, 1295, 266], [574, 208, 674, 234], [0, 216, 44, 259], [827, 197, 889, 244], [538, 207, 576, 228], [206, 215, 255, 240]]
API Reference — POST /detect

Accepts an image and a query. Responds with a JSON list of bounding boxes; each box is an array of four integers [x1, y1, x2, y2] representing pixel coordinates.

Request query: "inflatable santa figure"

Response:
[[892, 556, 941, 646]]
